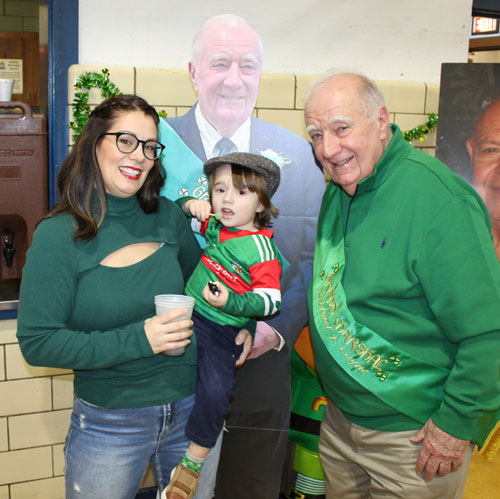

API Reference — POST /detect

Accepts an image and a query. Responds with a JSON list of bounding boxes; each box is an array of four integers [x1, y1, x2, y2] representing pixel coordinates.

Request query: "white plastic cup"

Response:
[[0, 79, 14, 102], [154, 294, 195, 356]]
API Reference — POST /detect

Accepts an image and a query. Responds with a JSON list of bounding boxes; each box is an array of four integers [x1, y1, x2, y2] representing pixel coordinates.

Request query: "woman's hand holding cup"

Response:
[[144, 307, 193, 354]]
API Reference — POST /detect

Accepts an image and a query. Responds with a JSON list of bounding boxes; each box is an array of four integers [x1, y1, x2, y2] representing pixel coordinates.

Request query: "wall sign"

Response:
[[0, 59, 23, 94]]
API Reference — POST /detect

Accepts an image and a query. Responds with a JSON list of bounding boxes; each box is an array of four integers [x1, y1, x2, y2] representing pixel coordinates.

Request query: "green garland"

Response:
[[68, 69, 122, 142], [69, 69, 437, 145], [402, 113, 438, 143], [69, 68, 168, 143]]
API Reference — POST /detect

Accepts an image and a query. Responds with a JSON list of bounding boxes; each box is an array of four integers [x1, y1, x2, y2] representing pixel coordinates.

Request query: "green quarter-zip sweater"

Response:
[[309, 125, 500, 444], [17, 194, 201, 409]]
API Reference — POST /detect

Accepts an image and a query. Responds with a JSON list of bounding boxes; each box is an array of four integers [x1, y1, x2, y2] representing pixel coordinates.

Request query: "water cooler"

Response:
[[0, 102, 48, 312]]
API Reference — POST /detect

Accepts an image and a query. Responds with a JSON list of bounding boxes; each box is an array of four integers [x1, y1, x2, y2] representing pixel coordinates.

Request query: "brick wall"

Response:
[[67, 65, 439, 155], [0, 319, 69, 498], [0, 66, 440, 498], [0, 0, 38, 32]]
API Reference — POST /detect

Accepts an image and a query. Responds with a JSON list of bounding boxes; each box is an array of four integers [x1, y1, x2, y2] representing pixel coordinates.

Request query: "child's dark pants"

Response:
[[185, 310, 244, 448]]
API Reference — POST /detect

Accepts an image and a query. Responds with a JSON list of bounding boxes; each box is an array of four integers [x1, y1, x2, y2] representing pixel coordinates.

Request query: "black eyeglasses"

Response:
[[102, 132, 165, 160]]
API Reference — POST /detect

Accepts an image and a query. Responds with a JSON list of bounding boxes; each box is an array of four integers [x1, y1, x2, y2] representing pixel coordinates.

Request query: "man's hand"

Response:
[[410, 418, 470, 482], [247, 321, 280, 359], [235, 329, 253, 367]]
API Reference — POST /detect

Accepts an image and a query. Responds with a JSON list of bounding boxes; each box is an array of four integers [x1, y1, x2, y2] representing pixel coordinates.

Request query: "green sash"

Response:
[[309, 182, 450, 424]]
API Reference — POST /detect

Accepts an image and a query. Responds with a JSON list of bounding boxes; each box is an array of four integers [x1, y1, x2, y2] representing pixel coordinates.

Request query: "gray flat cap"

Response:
[[204, 152, 281, 197]]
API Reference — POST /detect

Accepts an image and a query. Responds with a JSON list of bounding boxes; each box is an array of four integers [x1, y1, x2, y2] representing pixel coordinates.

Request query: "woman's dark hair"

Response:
[[47, 94, 166, 241], [208, 164, 278, 229]]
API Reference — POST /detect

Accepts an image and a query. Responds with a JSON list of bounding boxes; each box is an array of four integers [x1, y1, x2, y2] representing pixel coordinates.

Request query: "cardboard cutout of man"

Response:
[[467, 97, 500, 261], [158, 14, 325, 499]]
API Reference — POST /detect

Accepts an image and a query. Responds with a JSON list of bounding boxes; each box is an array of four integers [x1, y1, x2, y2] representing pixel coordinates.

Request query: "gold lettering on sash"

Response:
[[328, 301, 338, 314], [317, 264, 393, 379], [339, 348, 370, 373], [341, 330, 351, 342], [335, 318, 346, 331], [324, 287, 335, 303], [345, 334, 355, 345], [354, 342, 365, 355], [360, 348, 374, 361]]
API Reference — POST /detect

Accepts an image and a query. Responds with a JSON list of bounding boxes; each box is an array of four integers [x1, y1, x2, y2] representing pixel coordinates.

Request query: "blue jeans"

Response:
[[64, 394, 194, 499]]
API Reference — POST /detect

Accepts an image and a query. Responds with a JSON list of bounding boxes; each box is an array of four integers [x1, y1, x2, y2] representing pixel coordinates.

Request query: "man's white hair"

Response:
[[191, 14, 263, 68], [304, 68, 387, 122]]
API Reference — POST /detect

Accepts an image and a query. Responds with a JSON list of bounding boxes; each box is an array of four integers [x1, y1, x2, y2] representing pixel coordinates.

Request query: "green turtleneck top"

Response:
[[17, 194, 202, 409]]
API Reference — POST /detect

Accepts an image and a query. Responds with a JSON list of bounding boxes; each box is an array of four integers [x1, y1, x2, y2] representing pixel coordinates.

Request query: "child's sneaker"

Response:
[[161, 464, 200, 499]]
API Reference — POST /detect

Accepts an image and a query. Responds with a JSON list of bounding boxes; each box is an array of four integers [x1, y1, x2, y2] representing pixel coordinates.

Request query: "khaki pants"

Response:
[[319, 402, 473, 499]]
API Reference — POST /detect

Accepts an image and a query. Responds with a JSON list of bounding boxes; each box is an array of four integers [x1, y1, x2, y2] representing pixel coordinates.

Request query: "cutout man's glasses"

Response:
[[102, 132, 165, 160]]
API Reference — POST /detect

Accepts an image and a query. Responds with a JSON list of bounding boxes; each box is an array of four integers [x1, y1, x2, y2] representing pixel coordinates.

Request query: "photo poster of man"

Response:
[[435, 62, 500, 260]]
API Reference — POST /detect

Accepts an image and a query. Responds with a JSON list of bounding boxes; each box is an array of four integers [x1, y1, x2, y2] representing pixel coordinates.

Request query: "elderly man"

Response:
[[467, 96, 500, 261], [305, 71, 500, 498], [158, 14, 325, 499]]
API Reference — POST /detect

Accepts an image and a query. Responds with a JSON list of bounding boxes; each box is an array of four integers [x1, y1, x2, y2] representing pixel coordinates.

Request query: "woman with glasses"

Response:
[[17, 94, 204, 498]]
